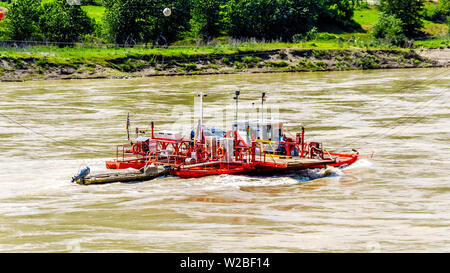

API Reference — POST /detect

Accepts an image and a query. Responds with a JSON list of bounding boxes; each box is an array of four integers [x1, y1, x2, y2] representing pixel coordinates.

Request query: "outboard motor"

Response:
[[71, 166, 90, 183]]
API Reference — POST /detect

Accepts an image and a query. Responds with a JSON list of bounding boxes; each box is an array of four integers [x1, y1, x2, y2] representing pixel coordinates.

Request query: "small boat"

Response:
[[72, 165, 170, 185]]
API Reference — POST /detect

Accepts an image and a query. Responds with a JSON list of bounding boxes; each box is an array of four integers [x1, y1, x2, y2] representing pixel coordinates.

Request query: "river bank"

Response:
[[0, 48, 448, 81]]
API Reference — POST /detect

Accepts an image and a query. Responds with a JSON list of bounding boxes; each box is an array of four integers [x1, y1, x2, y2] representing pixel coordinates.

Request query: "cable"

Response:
[[0, 112, 112, 156], [344, 87, 448, 147], [302, 68, 449, 129], [297, 69, 449, 151]]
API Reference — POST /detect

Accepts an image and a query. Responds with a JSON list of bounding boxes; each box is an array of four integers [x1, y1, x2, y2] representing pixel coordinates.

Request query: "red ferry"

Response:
[[105, 92, 359, 178]]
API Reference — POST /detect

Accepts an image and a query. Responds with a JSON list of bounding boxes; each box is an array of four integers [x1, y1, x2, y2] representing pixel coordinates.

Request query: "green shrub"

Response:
[[373, 12, 407, 46], [222, 57, 231, 65], [233, 60, 244, 69], [103, 0, 191, 45], [39, 0, 94, 44], [357, 54, 380, 69], [292, 26, 319, 42], [183, 63, 198, 71], [116, 64, 132, 72], [2, 0, 42, 41], [312, 49, 327, 57], [297, 58, 307, 66], [379, 0, 425, 37], [189, 0, 222, 39], [36, 58, 49, 67], [315, 60, 326, 69], [423, 0, 449, 22], [305, 26, 318, 41], [267, 60, 289, 68], [241, 56, 262, 63], [316, 32, 337, 40], [226, 0, 320, 41], [318, 0, 357, 28], [292, 33, 304, 43]]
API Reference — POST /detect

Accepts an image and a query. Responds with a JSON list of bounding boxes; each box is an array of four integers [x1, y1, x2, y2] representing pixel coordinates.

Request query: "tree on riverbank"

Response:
[[1, 0, 447, 47], [318, 0, 360, 29], [225, 0, 321, 41], [379, 0, 425, 37], [103, 0, 190, 45], [2, 0, 94, 44], [2, 0, 41, 41], [40, 0, 94, 44], [189, 0, 224, 39], [373, 12, 407, 45]]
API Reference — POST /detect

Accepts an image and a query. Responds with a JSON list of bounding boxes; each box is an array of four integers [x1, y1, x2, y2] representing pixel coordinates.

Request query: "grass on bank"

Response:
[[414, 37, 450, 48], [0, 4, 448, 66], [0, 36, 417, 66], [352, 6, 379, 29], [81, 5, 105, 24], [1, 32, 448, 66]]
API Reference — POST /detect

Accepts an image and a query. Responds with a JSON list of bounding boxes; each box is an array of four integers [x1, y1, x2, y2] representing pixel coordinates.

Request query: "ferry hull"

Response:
[[170, 153, 358, 178]]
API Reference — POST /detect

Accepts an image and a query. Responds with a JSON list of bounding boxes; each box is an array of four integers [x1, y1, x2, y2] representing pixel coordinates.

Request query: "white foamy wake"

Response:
[[343, 158, 373, 170], [195, 165, 346, 190]]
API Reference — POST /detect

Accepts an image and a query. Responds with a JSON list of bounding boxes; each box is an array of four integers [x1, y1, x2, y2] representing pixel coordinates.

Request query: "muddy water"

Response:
[[0, 68, 449, 252]]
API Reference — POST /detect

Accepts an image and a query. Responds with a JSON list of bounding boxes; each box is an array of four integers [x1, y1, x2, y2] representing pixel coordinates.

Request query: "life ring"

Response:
[[217, 146, 225, 159], [132, 143, 142, 154], [147, 151, 157, 161]]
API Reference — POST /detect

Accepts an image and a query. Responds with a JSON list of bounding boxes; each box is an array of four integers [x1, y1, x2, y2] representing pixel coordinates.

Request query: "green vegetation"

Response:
[[80, 5, 105, 24], [189, 0, 223, 39], [423, 0, 450, 22], [226, 0, 319, 41], [373, 12, 407, 46], [1, 0, 94, 43], [40, 0, 94, 43], [0, 45, 438, 81], [2, 0, 42, 41], [0, 0, 448, 79], [353, 6, 379, 28], [317, 0, 360, 29], [379, 0, 425, 36], [0, 0, 447, 48], [414, 37, 450, 48], [0, 1, 12, 8], [102, 0, 190, 45]]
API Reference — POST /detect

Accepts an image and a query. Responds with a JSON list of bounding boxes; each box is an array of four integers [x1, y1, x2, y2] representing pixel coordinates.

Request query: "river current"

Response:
[[0, 68, 449, 252]]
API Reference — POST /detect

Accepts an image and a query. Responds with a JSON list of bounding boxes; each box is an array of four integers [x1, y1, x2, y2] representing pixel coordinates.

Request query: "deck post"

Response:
[[251, 141, 256, 163], [151, 121, 154, 139], [261, 92, 265, 123], [301, 127, 305, 157]]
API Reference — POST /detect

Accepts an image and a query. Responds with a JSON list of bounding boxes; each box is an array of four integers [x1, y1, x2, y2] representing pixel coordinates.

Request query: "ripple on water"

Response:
[[0, 68, 449, 252]]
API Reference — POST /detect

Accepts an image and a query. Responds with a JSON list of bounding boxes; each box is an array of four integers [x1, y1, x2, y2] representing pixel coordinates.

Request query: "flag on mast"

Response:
[[126, 113, 130, 140]]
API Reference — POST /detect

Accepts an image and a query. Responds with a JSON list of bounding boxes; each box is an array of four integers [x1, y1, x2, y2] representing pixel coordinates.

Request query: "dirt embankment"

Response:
[[416, 48, 450, 66], [0, 48, 448, 81]]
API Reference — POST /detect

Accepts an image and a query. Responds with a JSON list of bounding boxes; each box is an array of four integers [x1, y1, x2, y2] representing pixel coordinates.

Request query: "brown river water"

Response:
[[0, 68, 449, 252]]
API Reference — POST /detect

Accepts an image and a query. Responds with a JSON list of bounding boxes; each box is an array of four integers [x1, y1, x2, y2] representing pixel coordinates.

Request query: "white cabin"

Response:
[[232, 120, 285, 146]]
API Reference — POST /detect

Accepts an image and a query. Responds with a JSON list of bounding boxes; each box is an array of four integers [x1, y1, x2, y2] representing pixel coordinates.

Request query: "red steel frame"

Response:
[[106, 122, 359, 178]]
